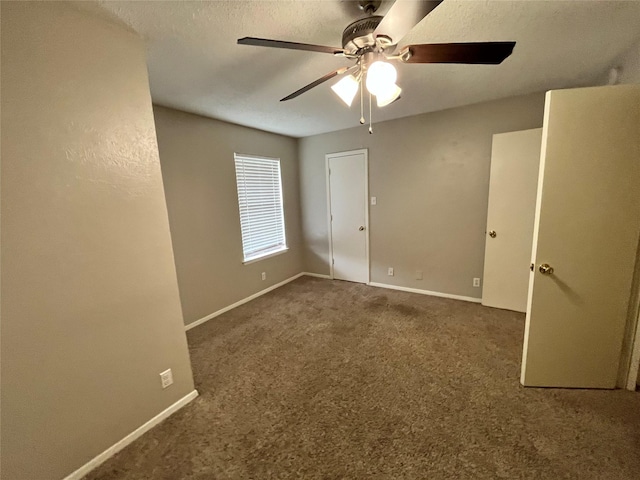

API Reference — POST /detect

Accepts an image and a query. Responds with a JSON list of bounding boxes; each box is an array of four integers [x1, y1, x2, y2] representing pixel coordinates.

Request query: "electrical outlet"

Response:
[[371, 196, 377, 205], [416, 270, 423, 280], [388, 267, 394, 276], [261, 272, 266, 281], [473, 278, 481, 287], [160, 369, 173, 389]]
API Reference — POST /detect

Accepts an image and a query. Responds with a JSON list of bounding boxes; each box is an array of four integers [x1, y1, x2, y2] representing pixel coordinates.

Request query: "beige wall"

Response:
[[1, 3, 195, 479], [153, 106, 303, 326], [598, 39, 640, 388], [299, 93, 545, 299]]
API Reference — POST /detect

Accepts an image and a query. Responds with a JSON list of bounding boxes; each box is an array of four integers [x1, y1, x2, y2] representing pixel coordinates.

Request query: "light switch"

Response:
[[371, 196, 377, 205]]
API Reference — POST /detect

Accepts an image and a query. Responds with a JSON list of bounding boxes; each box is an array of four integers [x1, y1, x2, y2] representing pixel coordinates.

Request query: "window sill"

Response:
[[243, 247, 289, 265]]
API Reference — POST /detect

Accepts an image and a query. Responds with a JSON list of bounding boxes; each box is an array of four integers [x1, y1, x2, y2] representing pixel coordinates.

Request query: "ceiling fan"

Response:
[[238, 0, 515, 131]]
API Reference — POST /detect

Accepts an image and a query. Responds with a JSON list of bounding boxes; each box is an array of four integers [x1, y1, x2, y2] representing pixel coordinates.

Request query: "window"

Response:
[[234, 154, 287, 263]]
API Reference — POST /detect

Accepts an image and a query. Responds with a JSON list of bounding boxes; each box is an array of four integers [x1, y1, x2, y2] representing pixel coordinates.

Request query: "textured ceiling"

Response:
[[88, 0, 640, 137]]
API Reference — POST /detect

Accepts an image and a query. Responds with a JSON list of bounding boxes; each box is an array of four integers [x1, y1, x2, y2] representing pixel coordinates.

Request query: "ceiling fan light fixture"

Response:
[[365, 60, 397, 96], [331, 74, 359, 107], [376, 84, 402, 107]]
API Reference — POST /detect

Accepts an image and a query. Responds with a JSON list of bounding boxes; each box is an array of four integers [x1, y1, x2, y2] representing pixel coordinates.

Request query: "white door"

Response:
[[521, 85, 640, 388], [482, 128, 542, 312], [327, 150, 369, 283]]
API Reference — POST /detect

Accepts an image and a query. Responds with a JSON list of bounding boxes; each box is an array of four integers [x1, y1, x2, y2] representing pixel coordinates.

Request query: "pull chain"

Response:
[[359, 76, 365, 125], [368, 91, 373, 134]]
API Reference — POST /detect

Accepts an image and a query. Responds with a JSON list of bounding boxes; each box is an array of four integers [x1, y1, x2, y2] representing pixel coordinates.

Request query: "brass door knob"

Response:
[[489, 230, 497, 238], [539, 263, 554, 275], [359, 226, 365, 231]]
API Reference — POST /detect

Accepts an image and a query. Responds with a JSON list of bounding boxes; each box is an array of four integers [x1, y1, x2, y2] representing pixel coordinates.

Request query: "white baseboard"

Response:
[[302, 272, 332, 279], [185, 274, 480, 332], [185, 273, 305, 331], [63, 389, 198, 480], [368, 282, 482, 303]]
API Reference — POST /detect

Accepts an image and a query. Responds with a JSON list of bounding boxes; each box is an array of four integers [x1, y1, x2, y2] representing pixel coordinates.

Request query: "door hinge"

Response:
[[332, 258, 335, 265]]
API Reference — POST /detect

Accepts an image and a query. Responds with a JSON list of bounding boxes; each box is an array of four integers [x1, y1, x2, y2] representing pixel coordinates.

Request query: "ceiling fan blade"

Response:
[[402, 42, 516, 64], [280, 67, 350, 102], [238, 37, 343, 55], [373, 0, 442, 45]]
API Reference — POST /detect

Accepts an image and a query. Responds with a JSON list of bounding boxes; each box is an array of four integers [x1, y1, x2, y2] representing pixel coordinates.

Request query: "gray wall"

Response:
[[299, 93, 545, 299], [615, 38, 640, 84], [1, 3, 195, 479], [153, 106, 304, 326], [596, 37, 640, 86]]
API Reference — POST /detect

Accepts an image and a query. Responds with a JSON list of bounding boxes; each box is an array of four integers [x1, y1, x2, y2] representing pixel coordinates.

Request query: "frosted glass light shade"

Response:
[[331, 75, 359, 107], [366, 61, 397, 96], [376, 84, 402, 107]]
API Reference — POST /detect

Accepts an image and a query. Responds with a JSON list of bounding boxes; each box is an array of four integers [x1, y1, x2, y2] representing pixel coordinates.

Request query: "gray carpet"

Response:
[[86, 277, 640, 479]]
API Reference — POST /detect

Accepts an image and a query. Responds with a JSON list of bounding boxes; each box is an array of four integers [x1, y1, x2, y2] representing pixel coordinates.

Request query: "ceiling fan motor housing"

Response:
[[341, 16, 383, 55]]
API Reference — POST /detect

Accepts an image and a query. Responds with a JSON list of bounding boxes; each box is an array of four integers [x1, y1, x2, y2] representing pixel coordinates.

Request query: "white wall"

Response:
[[1, 3, 195, 478]]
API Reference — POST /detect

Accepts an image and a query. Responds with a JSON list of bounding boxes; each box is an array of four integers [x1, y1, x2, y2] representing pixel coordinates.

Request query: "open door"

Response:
[[521, 85, 640, 388], [482, 128, 542, 312]]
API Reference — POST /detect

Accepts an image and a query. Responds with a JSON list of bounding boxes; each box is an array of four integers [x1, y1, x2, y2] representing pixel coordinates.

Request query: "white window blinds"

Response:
[[234, 154, 287, 262]]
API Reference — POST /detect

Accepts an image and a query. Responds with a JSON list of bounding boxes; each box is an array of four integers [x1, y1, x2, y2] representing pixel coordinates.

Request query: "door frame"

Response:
[[623, 275, 640, 390], [625, 305, 640, 390], [325, 149, 370, 283]]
